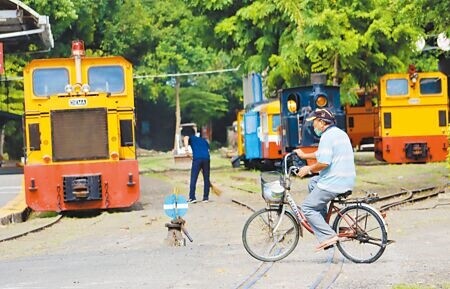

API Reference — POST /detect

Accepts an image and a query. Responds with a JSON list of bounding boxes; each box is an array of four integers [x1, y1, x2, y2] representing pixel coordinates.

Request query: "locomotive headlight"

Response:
[[287, 99, 297, 113], [81, 84, 90, 93], [110, 151, 119, 160], [65, 84, 73, 93], [315, 95, 328, 107]]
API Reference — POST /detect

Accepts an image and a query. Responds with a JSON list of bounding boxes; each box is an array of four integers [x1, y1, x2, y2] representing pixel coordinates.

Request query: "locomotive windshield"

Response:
[[272, 115, 280, 132], [32, 68, 69, 97], [88, 66, 125, 93], [386, 79, 408, 96], [420, 78, 442, 95]]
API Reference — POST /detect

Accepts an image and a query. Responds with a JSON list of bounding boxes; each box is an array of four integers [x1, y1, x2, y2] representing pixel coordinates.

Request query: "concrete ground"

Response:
[[0, 157, 449, 289], [0, 165, 27, 225]]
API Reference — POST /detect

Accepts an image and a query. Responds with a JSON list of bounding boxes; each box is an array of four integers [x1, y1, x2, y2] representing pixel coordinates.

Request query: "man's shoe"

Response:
[[202, 199, 209, 203], [188, 199, 197, 204], [316, 235, 339, 251]]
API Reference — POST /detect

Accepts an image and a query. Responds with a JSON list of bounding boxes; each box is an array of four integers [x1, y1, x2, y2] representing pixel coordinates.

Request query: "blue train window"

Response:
[[420, 78, 442, 95], [245, 114, 257, 134], [32, 68, 69, 97], [88, 66, 125, 93], [386, 79, 408, 96]]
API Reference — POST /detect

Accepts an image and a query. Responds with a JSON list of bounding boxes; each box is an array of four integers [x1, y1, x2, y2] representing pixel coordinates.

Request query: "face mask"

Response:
[[314, 127, 322, 137]]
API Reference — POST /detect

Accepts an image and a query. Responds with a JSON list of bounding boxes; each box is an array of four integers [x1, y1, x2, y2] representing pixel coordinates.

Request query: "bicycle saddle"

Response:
[[336, 190, 352, 200]]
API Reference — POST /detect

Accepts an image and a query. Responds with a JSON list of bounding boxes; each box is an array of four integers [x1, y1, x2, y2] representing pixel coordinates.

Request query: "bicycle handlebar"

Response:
[[282, 151, 301, 177]]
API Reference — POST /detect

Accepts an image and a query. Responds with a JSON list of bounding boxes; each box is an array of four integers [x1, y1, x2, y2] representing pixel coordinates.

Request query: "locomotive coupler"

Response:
[[72, 179, 89, 199], [165, 217, 193, 246]]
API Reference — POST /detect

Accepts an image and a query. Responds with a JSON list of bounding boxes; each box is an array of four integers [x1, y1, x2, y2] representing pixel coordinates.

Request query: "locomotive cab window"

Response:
[[351, 96, 366, 107], [33, 68, 69, 97], [88, 66, 125, 93], [272, 115, 281, 132], [419, 78, 442, 95], [386, 79, 408, 96]]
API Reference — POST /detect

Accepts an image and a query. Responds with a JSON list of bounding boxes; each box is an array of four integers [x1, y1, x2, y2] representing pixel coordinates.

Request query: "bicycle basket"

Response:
[[261, 171, 285, 203]]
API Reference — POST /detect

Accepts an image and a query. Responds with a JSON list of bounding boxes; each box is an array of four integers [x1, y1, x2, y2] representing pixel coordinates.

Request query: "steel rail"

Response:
[[309, 248, 344, 289], [380, 188, 445, 212], [374, 186, 437, 202], [0, 214, 63, 243], [233, 261, 275, 289]]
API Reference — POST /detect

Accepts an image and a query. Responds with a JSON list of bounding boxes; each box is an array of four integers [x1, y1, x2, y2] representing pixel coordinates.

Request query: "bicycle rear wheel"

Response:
[[242, 207, 300, 262], [332, 204, 387, 263]]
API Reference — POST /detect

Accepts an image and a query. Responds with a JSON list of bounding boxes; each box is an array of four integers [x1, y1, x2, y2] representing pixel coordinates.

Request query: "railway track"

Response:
[[0, 214, 63, 243], [0, 209, 110, 243], [234, 261, 275, 289], [367, 185, 447, 212], [309, 249, 344, 289]]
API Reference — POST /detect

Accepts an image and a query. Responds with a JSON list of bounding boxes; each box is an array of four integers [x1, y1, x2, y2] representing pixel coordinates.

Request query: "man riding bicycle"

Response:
[[294, 108, 356, 251]]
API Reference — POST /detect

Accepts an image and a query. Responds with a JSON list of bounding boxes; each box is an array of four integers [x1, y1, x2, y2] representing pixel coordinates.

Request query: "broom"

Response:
[[210, 182, 222, 196]]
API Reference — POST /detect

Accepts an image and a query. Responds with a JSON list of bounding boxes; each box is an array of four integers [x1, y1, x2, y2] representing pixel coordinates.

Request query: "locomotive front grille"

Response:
[[51, 108, 109, 161], [63, 175, 102, 202]]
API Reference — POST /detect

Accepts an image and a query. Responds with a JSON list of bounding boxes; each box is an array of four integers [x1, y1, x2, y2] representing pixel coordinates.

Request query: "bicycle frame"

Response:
[[279, 191, 347, 236]]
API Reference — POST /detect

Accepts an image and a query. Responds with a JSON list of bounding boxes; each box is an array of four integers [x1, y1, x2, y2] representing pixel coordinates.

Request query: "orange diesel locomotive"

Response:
[[345, 90, 378, 150], [23, 41, 140, 211]]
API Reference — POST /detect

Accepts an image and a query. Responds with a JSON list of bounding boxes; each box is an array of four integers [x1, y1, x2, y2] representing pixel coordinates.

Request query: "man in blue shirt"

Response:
[[184, 133, 211, 203], [294, 108, 356, 251]]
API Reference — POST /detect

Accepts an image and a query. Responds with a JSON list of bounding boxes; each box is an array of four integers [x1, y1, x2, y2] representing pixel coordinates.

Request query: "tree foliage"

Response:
[[1, 0, 448, 152], [99, 1, 234, 129], [189, 0, 447, 103]]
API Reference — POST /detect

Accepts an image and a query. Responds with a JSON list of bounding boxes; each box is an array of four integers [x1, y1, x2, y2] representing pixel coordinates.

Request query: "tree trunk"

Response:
[[333, 53, 340, 86], [0, 123, 4, 159], [173, 76, 181, 151]]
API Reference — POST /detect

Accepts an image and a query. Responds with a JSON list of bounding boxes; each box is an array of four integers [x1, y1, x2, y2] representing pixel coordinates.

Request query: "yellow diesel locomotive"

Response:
[[374, 66, 449, 163], [23, 41, 140, 211]]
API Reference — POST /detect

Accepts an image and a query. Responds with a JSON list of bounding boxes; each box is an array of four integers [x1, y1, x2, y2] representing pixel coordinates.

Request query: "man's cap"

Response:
[[306, 108, 335, 123]]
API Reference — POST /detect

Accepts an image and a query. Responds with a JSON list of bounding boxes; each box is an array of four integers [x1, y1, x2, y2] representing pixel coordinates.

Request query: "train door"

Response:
[[243, 111, 261, 160]]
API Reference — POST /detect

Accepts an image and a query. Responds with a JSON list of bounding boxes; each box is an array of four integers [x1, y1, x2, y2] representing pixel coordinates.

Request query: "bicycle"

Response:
[[242, 152, 388, 264]]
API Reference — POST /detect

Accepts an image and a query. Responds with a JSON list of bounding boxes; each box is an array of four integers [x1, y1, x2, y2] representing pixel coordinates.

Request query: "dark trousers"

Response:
[[189, 159, 210, 200]]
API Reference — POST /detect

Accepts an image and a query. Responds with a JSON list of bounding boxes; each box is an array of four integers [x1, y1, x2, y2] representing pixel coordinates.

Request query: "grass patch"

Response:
[[138, 151, 232, 173], [392, 284, 450, 289], [28, 211, 59, 220]]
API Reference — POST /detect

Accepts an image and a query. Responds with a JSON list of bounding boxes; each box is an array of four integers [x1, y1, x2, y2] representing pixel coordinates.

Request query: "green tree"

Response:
[[188, 0, 442, 103], [101, 0, 235, 148], [393, 0, 449, 72], [23, 0, 119, 56]]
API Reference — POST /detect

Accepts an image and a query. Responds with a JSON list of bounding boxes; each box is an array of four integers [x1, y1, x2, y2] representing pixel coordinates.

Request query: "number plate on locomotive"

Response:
[[69, 98, 87, 106]]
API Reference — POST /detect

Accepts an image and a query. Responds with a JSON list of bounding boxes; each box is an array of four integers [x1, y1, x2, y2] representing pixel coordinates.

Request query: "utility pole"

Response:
[[174, 76, 181, 151]]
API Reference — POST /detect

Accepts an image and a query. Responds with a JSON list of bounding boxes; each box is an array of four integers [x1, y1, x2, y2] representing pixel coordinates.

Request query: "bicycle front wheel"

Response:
[[242, 207, 300, 262], [332, 204, 388, 263]]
